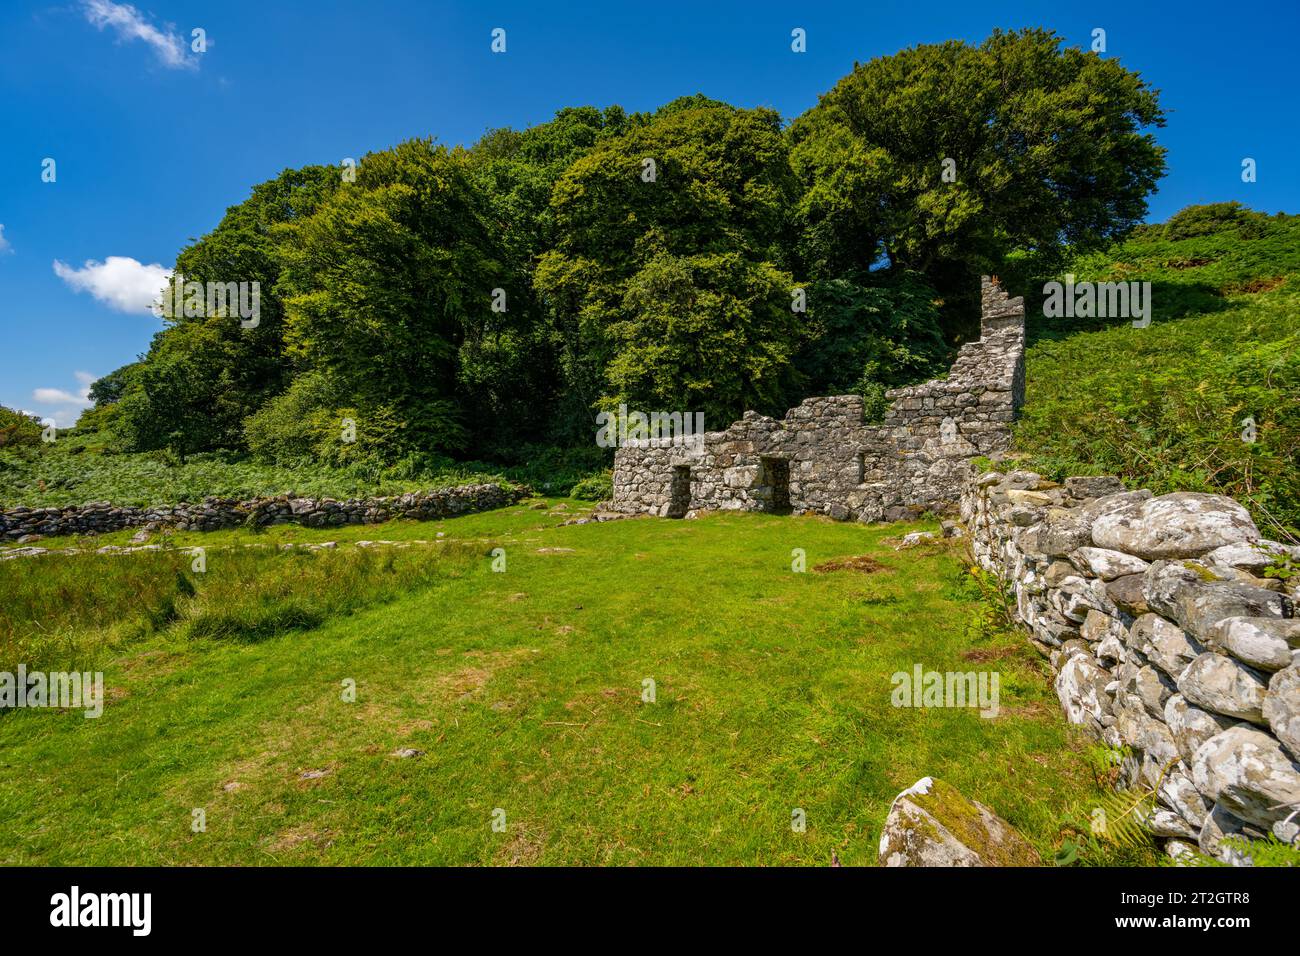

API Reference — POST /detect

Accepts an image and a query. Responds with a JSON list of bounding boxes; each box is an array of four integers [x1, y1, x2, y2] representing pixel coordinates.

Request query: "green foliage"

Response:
[[1017, 210, 1300, 538], [537, 98, 803, 423], [242, 371, 407, 466], [86, 363, 140, 408], [569, 469, 612, 501], [604, 249, 800, 422], [488, 443, 610, 496], [795, 271, 949, 420], [1216, 834, 1300, 867], [0, 405, 43, 449], [957, 557, 1019, 642], [1162, 202, 1274, 241], [277, 140, 502, 456], [111, 166, 340, 454], [1053, 745, 1165, 866], [0, 441, 509, 509], [790, 28, 1165, 336]]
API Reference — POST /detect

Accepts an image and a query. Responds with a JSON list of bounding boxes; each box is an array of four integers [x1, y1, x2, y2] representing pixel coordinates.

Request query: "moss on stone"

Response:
[[910, 779, 1042, 866], [1182, 560, 1223, 582]]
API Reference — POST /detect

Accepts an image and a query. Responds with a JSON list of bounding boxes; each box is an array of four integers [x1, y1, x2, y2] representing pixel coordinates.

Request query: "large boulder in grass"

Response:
[[1092, 492, 1259, 560], [877, 777, 1040, 867]]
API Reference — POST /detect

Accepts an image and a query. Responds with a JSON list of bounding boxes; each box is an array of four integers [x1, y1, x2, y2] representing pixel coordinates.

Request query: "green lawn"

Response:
[[0, 501, 1120, 865]]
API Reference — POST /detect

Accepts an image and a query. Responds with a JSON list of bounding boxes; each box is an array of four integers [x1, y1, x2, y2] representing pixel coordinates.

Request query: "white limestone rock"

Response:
[[1202, 541, 1292, 576], [1071, 546, 1151, 581], [1198, 802, 1263, 865], [1142, 561, 1292, 645], [1158, 767, 1210, 830], [1165, 693, 1237, 764], [1177, 652, 1269, 725], [1055, 653, 1113, 731], [1092, 492, 1260, 560], [1126, 613, 1203, 680], [1191, 725, 1300, 830], [1262, 664, 1300, 761], [1203, 617, 1297, 672]]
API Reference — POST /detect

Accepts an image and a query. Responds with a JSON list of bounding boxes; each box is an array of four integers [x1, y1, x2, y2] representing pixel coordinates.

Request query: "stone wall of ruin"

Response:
[[610, 276, 1026, 521]]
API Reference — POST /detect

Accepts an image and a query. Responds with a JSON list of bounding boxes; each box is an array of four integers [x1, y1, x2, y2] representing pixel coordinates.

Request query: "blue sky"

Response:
[[1, 0, 1296, 425]]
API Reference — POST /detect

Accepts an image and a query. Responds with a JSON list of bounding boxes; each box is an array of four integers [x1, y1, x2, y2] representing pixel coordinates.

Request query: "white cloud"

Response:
[[33, 387, 85, 404], [29, 372, 97, 428], [0, 224, 11, 255], [53, 255, 171, 314], [82, 0, 198, 71]]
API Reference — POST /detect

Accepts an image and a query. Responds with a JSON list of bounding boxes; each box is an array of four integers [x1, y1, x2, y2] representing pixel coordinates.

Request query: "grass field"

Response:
[[0, 500, 1136, 866]]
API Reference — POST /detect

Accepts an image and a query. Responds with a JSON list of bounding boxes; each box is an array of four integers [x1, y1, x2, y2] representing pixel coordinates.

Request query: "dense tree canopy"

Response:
[[111, 166, 339, 456], [535, 96, 802, 422], [85, 29, 1166, 464], [790, 28, 1166, 334]]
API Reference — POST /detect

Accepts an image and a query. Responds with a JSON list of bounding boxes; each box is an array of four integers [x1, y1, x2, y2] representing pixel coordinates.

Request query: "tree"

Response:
[[794, 271, 950, 420], [605, 248, 800, 425], [462, 106, 630, 450], [113, 165, 339, 452], [790, 28, 1166, 336], [276, 140, 507, 456], [0, 406, 43, 449], [536, 97, 803, 424]]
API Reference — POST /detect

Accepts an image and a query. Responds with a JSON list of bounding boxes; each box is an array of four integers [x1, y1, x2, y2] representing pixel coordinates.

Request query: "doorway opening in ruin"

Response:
[[667, 465, 692, 518], [760, 457, 792, 514]]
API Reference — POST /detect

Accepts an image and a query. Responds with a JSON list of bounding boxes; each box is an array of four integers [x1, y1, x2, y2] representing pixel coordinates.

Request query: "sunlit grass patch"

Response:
[[0, 506, 1146, 865]]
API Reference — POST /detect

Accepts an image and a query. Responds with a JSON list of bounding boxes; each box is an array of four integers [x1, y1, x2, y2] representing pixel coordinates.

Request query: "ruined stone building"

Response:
[[610, 276, 1026, 521]]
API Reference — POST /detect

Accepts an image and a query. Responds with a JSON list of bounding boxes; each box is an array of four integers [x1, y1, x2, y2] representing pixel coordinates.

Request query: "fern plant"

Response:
[[1054, 746, 1173, 866]]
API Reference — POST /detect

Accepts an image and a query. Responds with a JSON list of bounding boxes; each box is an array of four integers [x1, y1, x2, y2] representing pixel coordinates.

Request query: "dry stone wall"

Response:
[[611, 277, 1025, 523], [963, 469, 1300, 864], [0, 483, 526, 541]]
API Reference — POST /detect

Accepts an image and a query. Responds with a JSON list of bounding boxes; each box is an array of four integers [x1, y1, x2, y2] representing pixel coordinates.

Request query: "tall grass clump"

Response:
[[0, 542, 480, 673]]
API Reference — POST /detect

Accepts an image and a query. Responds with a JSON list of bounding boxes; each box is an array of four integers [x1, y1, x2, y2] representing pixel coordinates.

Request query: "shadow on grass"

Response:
[[1024, 279, 1229, 348]]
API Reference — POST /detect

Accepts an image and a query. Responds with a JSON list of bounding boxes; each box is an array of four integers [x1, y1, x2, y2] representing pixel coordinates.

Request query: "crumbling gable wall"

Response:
[[610, 276, 1025, 521]]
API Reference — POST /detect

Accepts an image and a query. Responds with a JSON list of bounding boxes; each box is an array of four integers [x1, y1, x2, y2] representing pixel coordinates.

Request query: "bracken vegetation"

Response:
[[1013, 207, 1300, 538]]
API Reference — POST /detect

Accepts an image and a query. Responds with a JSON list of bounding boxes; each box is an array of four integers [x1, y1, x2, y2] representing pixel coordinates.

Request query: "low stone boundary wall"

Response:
[[962, 470, 1300, 864], [0, 483, 528, 541]]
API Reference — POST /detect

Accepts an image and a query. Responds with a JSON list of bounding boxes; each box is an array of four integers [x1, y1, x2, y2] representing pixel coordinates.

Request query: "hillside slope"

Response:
[[1013, 205, 1300, 539]]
